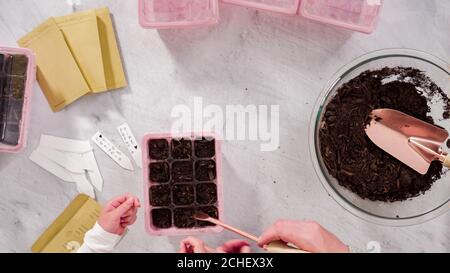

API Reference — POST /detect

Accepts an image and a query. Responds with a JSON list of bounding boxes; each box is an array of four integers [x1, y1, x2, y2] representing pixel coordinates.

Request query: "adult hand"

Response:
[[97, 193, 141, 235], [258, 220, 349, 253]]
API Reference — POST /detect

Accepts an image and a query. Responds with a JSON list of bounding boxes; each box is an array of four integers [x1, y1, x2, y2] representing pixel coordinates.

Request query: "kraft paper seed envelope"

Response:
[[96, 7, 127, 90], [31, 194, 101, 253], [54, 10, 108, 93], [18, 18, 90, 112], [18, 7, 126, 112]]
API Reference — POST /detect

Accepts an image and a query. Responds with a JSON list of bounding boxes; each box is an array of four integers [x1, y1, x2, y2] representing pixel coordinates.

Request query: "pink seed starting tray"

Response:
[[142, 133, 223, 236], [139, 0, 220, 29], [0, 47, 35, 153], [222, 0, 301, 15], [299, 0, 383, 33]]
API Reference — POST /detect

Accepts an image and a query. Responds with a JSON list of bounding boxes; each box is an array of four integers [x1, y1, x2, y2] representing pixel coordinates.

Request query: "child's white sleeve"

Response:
[[77, 223, 122, 253]]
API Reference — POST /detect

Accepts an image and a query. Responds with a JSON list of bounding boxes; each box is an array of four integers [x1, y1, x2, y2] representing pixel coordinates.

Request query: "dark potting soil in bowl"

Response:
[[319, 67, 450, 202]]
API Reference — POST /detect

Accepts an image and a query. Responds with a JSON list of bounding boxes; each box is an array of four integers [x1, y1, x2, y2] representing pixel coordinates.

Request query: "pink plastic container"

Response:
[[222, 0, 300, 14], [142, 133, 223, 236], [299, 0, 383, 33], [0, 47, 35, 153], [139, 0, 220, 29]]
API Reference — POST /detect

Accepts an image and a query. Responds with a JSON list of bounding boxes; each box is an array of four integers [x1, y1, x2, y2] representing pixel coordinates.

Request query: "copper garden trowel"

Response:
[[365, 108, 450, 174]]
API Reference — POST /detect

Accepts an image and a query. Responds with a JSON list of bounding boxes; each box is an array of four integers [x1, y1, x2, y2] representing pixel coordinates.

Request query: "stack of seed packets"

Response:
[[18, 7, 126, 112], [30, 135, 103, 199]]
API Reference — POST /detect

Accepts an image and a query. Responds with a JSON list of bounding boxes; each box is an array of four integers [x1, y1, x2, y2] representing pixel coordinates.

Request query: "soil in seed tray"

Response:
[[11, 55, 28, 76], [172, 160, 194, 183], [171, 139, 192, 159], [149, 139, 169, 160], [196, 183, 217, 205], [172, 184, 195, 206], [174, 207, 196, 228], [150, 185, 171, 206], [194, 137, 215, 158], [195, 160, 217, 181], [319, 67, 449, 202], [150, 162, 170, 183], [197, 206, 218, 227], [152, 208, 172, 229]]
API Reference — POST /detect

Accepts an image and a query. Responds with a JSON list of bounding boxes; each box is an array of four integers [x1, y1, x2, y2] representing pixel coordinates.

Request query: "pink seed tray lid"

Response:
[[299, 0, 383, 34], [139, 0, 220, 29], [222, 0, 301, 15], [0, 46, 35, 153], [142, 132, 224, 236]]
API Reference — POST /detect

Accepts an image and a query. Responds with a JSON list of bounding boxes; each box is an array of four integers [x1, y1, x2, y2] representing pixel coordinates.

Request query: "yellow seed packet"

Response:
[[96, 7, 127, 90], [18, 7, 126, 111], [31, 194, 101, 253], [55, 10, 108, 93], [18, 18, 90, 112]]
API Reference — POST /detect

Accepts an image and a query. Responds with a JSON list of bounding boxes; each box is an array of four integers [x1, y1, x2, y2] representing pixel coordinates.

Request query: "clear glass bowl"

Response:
[[309, 49, 450, 226]]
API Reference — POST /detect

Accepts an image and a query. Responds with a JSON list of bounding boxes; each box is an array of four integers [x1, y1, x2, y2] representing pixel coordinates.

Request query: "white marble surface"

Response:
[[0, 0, 449, 253]]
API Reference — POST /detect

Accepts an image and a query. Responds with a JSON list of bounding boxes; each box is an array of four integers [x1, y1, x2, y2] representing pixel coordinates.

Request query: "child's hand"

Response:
[[179, 237, 214, 253], [216, 240, 251, 253], [179, 237, 251, 253], [98, 193, 141, 235]]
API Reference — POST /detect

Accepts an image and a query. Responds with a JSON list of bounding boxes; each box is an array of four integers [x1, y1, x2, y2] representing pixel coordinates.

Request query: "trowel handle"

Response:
[[444, 154, 450, 168], [265, 241, 309, 253]]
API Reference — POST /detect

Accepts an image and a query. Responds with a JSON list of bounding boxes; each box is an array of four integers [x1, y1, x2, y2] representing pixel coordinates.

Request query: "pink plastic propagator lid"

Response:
[[299, 0, 383, 34], [139, 0, 220, 29], [222, 0, 301, 15]]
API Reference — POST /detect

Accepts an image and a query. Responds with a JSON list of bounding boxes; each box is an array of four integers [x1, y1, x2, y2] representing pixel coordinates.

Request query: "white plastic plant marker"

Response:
[[30, 134, 104, 198], [72, 173, 95, 199], [83, 151, 103, 191], [30, 150, 75, 183], [36, 146, 87, 174], [40, 134, 92, 153], [91, 131, 134, 171], [117, 123, 142, 168]]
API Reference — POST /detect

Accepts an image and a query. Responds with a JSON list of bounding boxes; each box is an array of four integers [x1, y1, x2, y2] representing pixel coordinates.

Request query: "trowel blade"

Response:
[[365, 109, 448, 174]]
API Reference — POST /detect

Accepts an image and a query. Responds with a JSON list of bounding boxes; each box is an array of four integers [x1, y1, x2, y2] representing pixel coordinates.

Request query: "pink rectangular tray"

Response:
[[222, 0, 300, 14], [139, 0, 220, 29], [0, 47, 35, 153], [299, 0, 383, 34], [142, 132, 224, 236]]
